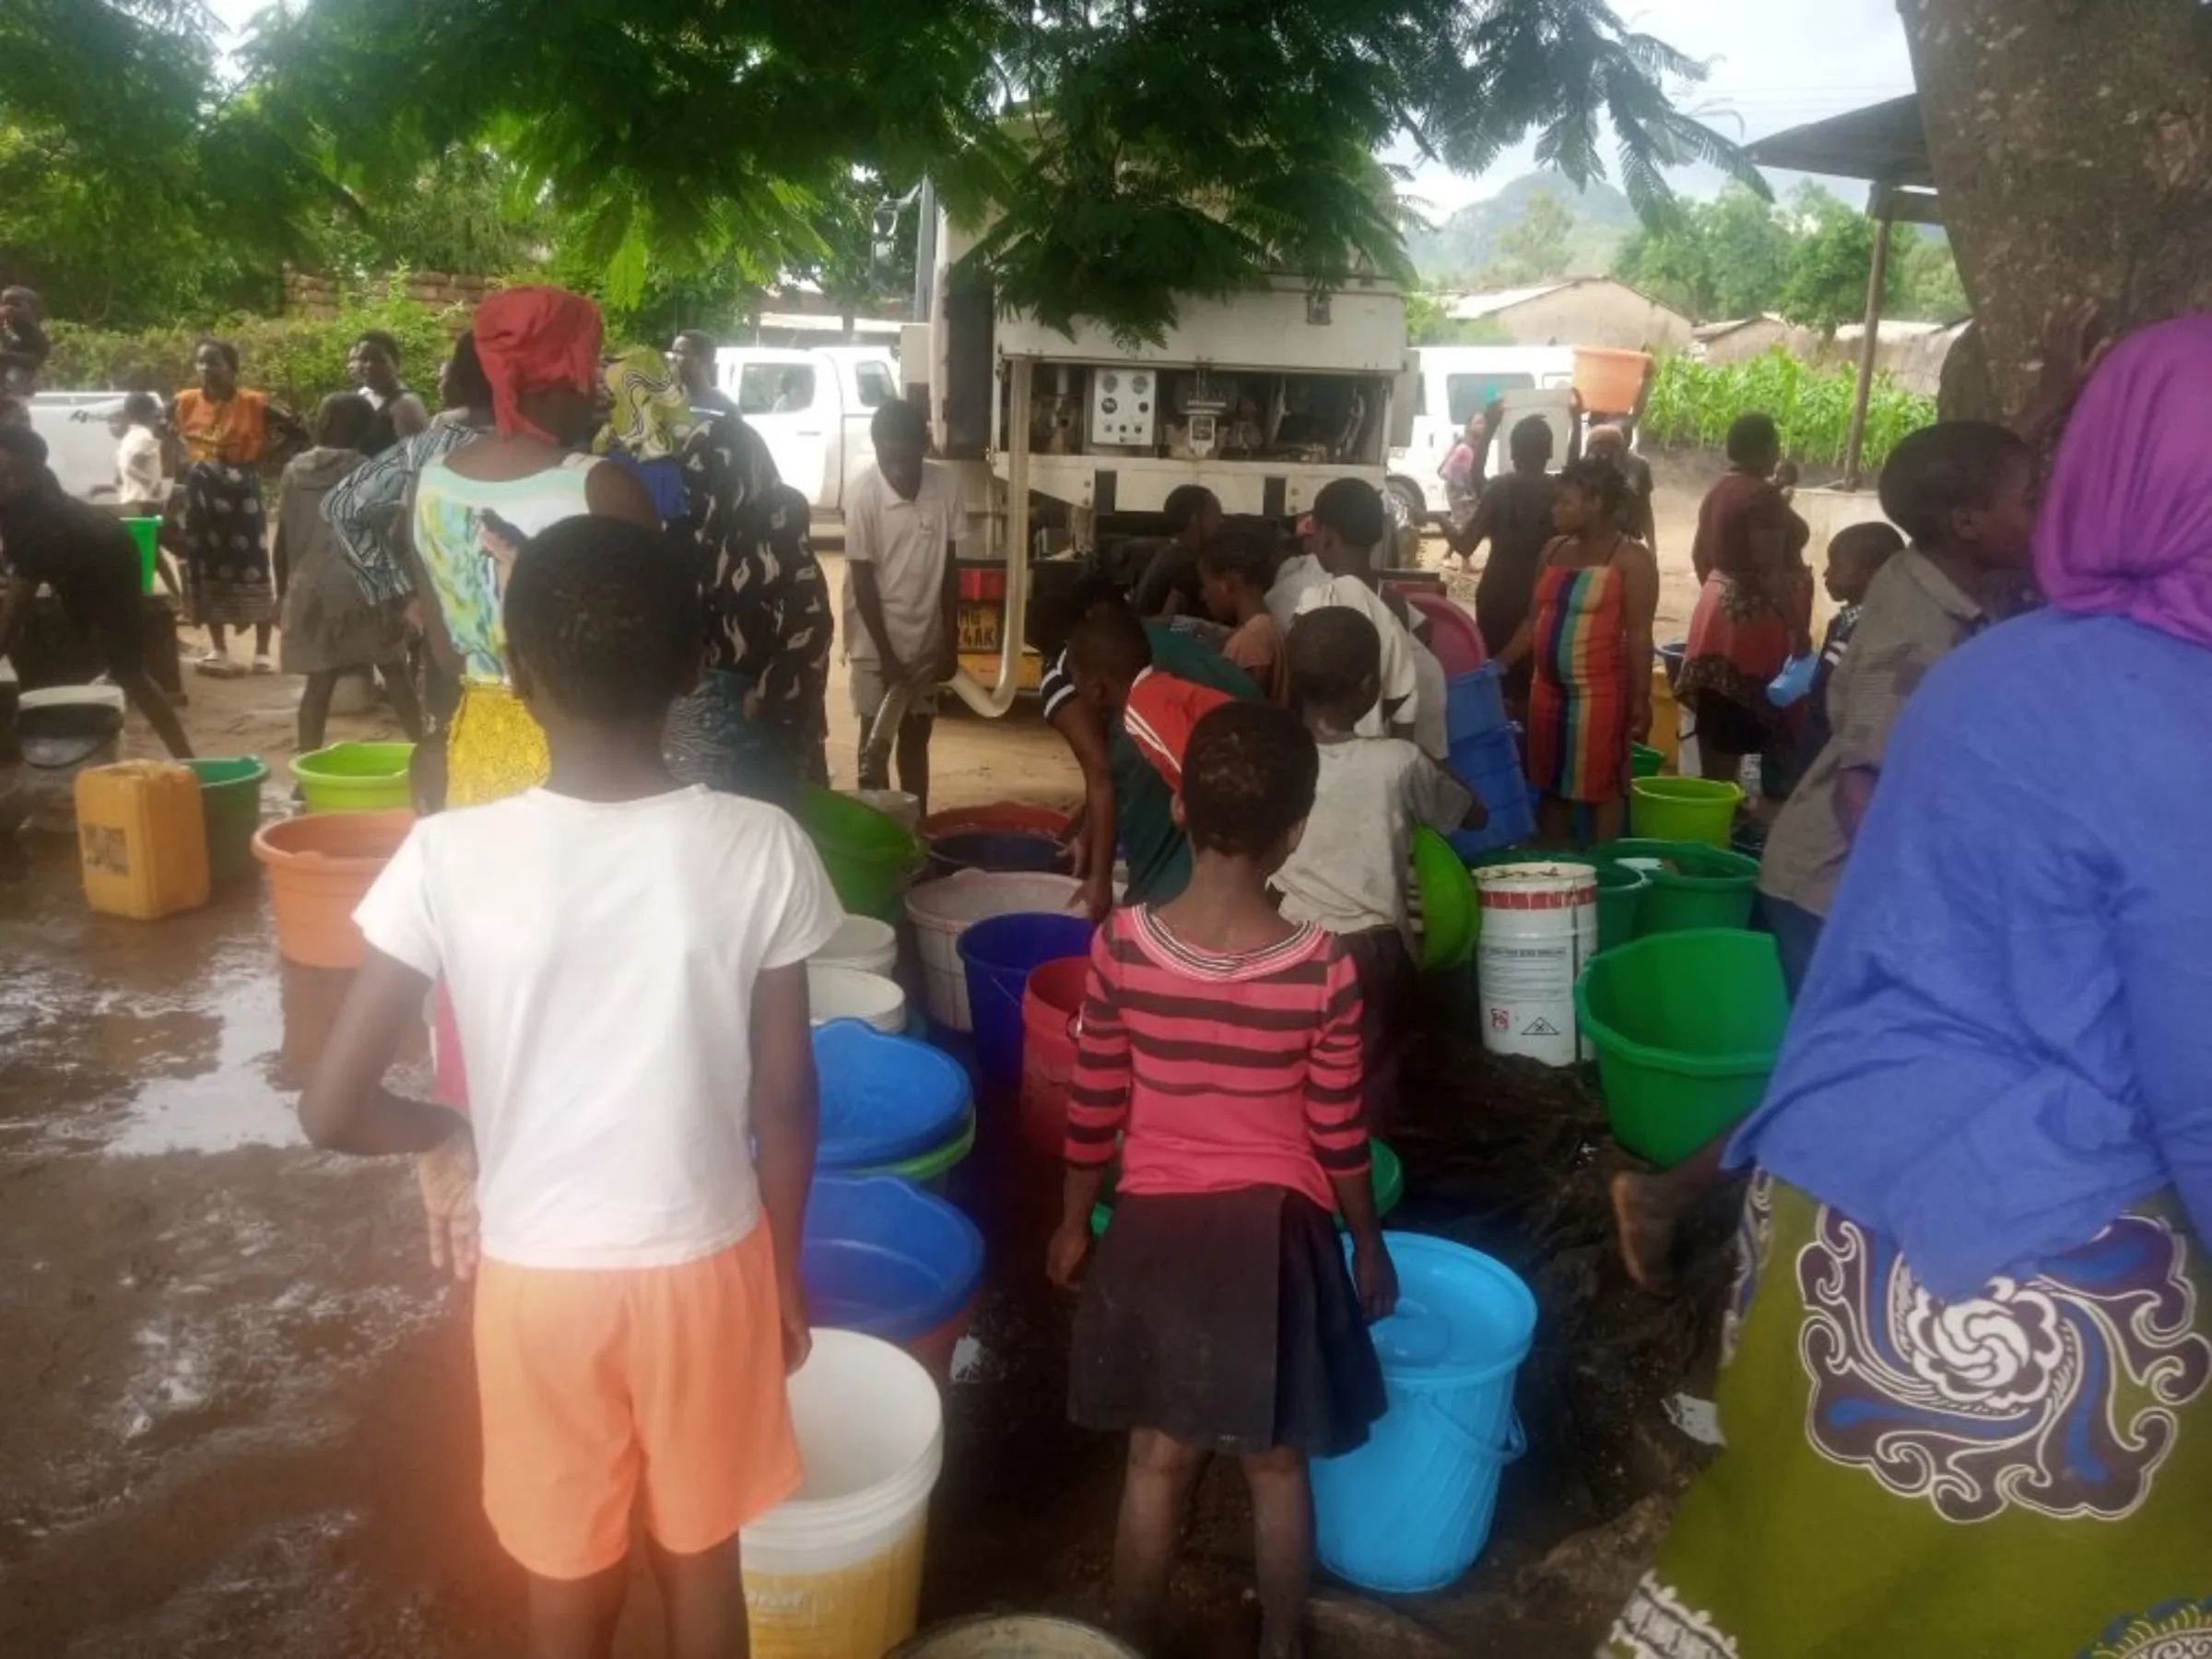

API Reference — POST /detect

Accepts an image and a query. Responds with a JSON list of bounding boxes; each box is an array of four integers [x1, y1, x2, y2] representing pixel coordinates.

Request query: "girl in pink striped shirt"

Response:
[[1047, 700, 1399, 1659]]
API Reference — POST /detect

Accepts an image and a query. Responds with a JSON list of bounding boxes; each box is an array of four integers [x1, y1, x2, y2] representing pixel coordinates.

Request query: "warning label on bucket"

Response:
[[1521, 1016, 1562, 1038]]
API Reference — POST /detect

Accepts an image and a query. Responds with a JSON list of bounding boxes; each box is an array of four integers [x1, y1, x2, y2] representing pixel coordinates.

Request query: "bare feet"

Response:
[[1609, 1169, 1679, 1296]]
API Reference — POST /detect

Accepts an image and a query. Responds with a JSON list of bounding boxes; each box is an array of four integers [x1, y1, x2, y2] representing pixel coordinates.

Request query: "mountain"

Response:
[[1403, 171, 1640, 286]]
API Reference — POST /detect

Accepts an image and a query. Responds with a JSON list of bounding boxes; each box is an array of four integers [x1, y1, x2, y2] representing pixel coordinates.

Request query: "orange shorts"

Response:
[[473, 1225, 802, 1580]]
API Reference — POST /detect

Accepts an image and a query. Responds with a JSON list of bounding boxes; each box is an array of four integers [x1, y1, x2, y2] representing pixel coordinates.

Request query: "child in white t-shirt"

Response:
[[301, 514, 842, 1659], [1273, 606, 1483, 1128]]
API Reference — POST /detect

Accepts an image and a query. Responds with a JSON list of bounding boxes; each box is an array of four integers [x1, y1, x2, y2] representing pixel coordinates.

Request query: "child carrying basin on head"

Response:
[[1049, 700, 1398, 1659], [300, 515, 843, 1659]]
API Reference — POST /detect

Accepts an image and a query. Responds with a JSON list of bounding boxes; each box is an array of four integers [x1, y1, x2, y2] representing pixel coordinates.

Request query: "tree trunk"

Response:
[[1901, 0, 2212, 414]]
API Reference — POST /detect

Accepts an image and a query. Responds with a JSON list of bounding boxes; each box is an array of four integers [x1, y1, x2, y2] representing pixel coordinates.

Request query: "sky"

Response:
[[1393, 0, 1918, 215], [204, 0, 1915, 210]]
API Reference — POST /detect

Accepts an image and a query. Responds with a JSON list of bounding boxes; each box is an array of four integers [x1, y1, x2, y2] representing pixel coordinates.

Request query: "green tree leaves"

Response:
[[1613, 182, 1968, 330]]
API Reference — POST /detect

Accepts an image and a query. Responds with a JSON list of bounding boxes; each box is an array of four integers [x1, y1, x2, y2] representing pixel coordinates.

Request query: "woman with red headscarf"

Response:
[[410, 286, 655, 806], [1604, 314, 2212, 1659]]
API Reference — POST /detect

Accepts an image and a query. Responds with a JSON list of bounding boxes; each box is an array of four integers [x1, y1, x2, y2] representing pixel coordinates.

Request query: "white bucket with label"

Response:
[[1475, 862, 1599, 1067]]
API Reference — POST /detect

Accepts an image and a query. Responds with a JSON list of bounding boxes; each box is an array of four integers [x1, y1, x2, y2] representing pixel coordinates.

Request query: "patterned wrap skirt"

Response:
[[444, 680, 550, 809], [662, 668, 799, 809], [181, 461, 274, 627], [1606, 1174, 2212, 1659]]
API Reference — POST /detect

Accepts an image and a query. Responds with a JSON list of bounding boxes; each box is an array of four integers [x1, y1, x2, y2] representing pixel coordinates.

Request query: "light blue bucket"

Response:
[[1312, 1232, 1537, 1594]]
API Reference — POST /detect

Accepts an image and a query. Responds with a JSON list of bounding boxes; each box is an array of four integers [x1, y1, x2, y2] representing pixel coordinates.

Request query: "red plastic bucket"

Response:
[[923, 802, 1074, 842], [902, 1290, 982, 1384], [1018, 957, 1090, 1158]]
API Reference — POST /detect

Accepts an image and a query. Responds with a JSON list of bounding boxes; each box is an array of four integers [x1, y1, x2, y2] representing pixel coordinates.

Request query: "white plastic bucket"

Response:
[[19, 685, 128, 717], [741, 1329, 946, 1659], [841, 788, 922, 833], [905, 870, 1085, 1031], [811, 913, 900, 980], [1475, 862, 1599, 1066], [807, 965, 908, 1035]]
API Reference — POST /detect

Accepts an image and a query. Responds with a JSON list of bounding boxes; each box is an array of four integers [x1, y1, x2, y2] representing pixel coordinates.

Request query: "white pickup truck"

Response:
[[711, 346, 901, 518]]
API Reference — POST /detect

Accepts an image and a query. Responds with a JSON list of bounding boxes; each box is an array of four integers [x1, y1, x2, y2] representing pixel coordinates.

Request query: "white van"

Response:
[[712, 346, 901, 517], [28, 392, 128, 500], [1385, 346, 1575, 523]]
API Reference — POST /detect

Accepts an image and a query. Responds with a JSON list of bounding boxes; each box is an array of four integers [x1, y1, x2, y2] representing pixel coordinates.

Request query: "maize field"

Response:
[[1641, 347, 1936, 471]]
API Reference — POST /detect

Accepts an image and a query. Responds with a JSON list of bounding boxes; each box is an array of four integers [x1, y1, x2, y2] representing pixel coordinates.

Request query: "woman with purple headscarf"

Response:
[[1605, 316, 2212, 1658]]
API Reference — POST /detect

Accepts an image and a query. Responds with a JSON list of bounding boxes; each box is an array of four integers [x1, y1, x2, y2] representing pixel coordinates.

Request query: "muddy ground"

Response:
[[2, 473, 1741, 1658]]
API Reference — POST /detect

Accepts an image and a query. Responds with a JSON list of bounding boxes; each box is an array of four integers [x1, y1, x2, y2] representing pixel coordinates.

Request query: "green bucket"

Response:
[[1630, 742, 1665, 779], [1593, 860, 1649, 952], [1629, 776, 1743, 848], [800, 784, 924, 916], [124, 517, 161, 594], [293, 741, 416, 813], [1092, 1138, 1404, 1238], [1574, 929, 1790, 1166], [187, 757, 268, 884], [1596, 839, 1761, 936]]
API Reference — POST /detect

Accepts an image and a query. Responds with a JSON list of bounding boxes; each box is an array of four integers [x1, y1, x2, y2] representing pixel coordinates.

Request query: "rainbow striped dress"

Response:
[[1526, 538, 1632, 804]]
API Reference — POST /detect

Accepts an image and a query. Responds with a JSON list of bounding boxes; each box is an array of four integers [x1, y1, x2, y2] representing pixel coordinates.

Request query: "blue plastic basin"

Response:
[[812, 1019, 973, 1171], [802, 1174, 985, 1342]]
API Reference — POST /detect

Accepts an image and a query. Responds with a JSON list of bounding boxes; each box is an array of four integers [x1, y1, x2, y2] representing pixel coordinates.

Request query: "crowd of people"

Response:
[[6, 275, 2211, 1658]]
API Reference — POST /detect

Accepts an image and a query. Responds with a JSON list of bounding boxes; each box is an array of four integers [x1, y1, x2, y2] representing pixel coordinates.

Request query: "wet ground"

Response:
[[2, 540, 1734, 1657]]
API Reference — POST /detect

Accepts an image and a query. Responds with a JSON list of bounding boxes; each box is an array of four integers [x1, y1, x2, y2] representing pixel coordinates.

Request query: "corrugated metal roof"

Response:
[[1744, 95, 1933, 189], [1443, 282, 1573, 321]]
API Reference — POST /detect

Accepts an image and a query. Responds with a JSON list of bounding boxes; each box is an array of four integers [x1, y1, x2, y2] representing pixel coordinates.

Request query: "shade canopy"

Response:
[[1745, 94, 1934, 190]]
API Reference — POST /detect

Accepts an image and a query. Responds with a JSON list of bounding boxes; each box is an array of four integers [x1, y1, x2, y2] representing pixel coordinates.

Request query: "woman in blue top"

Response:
[[1606, 316, 2212, 1659]]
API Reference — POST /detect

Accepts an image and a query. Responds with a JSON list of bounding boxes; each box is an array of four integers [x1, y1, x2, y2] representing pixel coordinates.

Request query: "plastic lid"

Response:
[[803, 1174, 984, 1340], [813, 1021, 972, 1169], [1356, 1232, 1537, 1383]]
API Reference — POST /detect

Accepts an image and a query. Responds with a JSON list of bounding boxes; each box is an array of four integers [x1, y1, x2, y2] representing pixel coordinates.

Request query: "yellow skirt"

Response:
[[446, 681, 549, 808]]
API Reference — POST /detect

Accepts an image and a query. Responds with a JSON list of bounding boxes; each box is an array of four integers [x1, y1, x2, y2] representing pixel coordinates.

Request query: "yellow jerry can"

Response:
[[76, 760, 211, 921]]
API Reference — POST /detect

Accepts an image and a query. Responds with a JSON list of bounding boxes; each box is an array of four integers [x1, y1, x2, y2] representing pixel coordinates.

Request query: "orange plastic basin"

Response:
[[253, 809, 415, 970]]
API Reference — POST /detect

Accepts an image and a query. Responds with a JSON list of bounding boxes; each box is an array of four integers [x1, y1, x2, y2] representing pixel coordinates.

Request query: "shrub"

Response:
[[1641, 347, 1936, 472], [42, 285, 468, 415]]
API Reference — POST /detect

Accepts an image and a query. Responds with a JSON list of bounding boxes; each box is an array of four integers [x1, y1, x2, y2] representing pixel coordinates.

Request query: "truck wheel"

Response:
[[1384, 477, 1429, 534]]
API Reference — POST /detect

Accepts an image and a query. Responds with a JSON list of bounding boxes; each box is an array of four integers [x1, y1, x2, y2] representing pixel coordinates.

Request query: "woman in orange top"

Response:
[[171, 338, 304, 676]]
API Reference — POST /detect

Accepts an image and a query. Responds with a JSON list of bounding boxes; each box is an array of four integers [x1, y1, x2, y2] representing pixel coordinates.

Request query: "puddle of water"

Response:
[[106, 972, 300, 1158]]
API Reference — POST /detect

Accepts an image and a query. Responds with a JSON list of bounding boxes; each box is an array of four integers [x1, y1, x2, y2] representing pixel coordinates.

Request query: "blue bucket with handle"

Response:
[[957, 912, 1095, 1089], [1312, 1232, 1537, 1594]]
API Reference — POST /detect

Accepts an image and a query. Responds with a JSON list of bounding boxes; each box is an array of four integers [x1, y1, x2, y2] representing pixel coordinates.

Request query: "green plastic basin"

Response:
[[846, 1109, 976, 1195], [1575, 929, 1790, 1167], [1596, 839, 1761, 936], [187, 757, 268, 884], [1412, 826, 1477, 971], [1630, 776, 1743, 848], [800, 784, 925, 916], [1630, 742, 1665, 779], [1091, 1139, 1405, 1238], [292, 741, 416, 814]]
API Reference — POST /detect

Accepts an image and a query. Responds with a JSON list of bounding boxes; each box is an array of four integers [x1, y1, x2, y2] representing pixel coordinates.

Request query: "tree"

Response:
[[1405, 291, 1512, 345], [1610, 182, 1795, 320], [253, 0, 1759, 345], [1492, 191, 1575, 283], [1900, 0, 2212, 414], [1896, 235, 1968, 324], [0, 0, 322, 323], [1775, 183, 1916, 334]]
